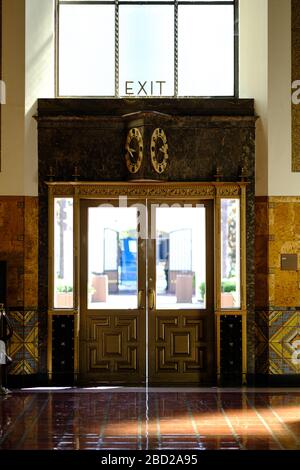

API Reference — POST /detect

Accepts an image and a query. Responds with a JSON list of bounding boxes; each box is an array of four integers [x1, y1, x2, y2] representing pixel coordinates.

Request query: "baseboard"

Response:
[[7, 373, 49, 388], [247, 374, 300, 387], [6, 373, 300, 389]]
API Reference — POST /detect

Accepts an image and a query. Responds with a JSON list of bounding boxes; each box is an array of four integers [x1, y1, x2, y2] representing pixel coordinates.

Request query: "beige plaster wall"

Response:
[[240, 0, 300, 196], [0, 0, 54, 196], [0, 0, 25, 195], [25, 0, 55, 196], [268, 0, 300, 196], [239, 0, 269, 196]]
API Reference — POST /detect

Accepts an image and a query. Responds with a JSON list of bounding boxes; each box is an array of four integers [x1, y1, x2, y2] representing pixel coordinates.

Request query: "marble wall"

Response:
[[0, 196, 39, 375], [255, 197, 300, 377]]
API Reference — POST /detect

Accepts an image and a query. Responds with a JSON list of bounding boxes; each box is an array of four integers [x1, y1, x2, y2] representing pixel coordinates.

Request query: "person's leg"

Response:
[[0, 364, 5, 394], [0, 340, 9, 395], [3, 362, 7, 390], [3, 364, 10, 393]]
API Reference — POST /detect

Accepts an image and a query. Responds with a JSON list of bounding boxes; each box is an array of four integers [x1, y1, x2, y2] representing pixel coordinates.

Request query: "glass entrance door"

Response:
[[80, 199, 146, 384], [148, 200, 214, 385], [80, 198, 214, 385]]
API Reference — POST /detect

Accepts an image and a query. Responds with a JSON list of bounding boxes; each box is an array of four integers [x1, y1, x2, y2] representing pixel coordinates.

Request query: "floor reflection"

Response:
[[1, 388, 300, 450]]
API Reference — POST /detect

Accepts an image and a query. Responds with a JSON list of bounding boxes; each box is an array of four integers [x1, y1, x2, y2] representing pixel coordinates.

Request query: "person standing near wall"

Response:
[[0, 304, 13, 395]]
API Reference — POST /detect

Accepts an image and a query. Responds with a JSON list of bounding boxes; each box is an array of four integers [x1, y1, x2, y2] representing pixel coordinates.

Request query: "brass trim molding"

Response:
[[215, 310, 245, 316], [46, 181, 246, 199], [268, 196, 300, 203], [215, 185, 242, 197]]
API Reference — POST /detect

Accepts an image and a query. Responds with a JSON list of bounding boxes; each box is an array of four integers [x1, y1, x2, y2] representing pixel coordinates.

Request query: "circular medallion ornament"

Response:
[[150, 128, 169, 174], [125, 128, 143, 174]]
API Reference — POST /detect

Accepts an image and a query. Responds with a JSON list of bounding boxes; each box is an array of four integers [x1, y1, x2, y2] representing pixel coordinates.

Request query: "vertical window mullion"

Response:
[[174, 0, 178, 97], [234, 0, 239, 98], [115, 0, 119, 97], [55, 0, 60, 97]]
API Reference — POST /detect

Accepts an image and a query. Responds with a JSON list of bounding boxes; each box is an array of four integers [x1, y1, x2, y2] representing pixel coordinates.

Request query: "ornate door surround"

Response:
[[47, 181, 247, 385]]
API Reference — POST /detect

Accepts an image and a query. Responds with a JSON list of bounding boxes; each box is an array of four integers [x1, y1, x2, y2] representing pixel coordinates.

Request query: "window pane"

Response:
[[178, 5, 234, 96], [88, 207, 138, 310], [59, 5, 115, 96], [221, 199, 240, 309], [60, 0, 233, 2], [156, 206, 206, 310], [60, 0, 110, 2], [179, 0, 233, 2], [119, 6, 174, 97], [54, 198, 74, 309], [122, 0, 171, 2], [120, 0, 174, 3]]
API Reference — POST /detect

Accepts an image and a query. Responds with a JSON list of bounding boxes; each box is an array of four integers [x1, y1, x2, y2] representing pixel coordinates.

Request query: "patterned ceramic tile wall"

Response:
[[255, 197, 300, 377], [7, 310, 39, 375], [255, 309, 300, 375], [0, 196, 39, 376]]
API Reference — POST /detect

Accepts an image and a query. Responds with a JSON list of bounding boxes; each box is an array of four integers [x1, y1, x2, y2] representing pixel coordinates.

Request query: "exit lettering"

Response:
[[125, 81, 166, 96]]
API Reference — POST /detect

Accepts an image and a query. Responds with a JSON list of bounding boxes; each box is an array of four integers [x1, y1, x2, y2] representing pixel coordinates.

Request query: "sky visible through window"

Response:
[[58, 0, 236, 97]]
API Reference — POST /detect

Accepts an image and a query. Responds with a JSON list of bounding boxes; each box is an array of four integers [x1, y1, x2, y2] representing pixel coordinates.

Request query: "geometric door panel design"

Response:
[[80, 313, 144, 382], [149, 312, 213, 384], [87, 315, 138, 371]]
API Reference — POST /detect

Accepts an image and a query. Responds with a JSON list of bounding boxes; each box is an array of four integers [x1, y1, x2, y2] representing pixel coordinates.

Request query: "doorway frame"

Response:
[[47, 181, 247, 384]]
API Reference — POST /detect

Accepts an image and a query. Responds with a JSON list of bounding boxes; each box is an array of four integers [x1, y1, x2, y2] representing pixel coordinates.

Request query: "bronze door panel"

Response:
[[80, 312, 144, 383], [149, 312, 214, 384]]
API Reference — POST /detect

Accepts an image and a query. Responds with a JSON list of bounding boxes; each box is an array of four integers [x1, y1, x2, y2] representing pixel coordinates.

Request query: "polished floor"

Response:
[[1, 388, 300, 450]]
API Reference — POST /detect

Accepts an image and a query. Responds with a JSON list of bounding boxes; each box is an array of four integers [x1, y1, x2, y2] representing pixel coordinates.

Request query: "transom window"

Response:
[[57, 0, 237, 97]]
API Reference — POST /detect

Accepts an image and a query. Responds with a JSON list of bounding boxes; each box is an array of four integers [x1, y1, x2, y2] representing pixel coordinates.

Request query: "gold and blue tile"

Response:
[[255, 310, 269, 373], [7, 309, 38, 375], [268, 309, 300, 375]]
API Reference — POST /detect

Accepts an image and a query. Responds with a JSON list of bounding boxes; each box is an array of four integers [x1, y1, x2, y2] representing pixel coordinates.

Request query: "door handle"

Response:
[[148, 289, 155, 310], [138, 290, 144, 309]]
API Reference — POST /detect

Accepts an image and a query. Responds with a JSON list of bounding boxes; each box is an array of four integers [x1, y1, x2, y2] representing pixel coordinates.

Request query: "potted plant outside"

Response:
[[221, 280, 236, 308], [55, 285, 73, 308]]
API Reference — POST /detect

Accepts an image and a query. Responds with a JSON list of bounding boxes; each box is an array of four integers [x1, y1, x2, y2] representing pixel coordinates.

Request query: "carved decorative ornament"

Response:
[[48, 182, 244, 198]]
